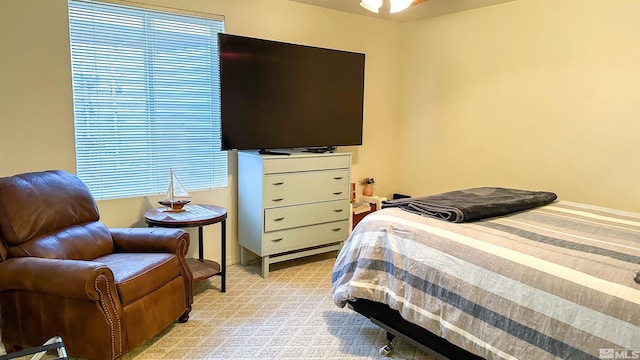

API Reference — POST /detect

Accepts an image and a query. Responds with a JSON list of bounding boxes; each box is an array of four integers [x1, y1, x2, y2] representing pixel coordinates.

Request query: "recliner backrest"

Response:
[[0, 170, 114, 261]]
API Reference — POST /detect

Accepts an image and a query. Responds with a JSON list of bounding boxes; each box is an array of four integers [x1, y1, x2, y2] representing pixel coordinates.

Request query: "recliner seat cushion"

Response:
[[94, 253, 181, 306]]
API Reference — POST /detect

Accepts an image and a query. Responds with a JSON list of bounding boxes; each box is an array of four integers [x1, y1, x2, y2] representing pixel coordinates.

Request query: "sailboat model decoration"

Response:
[[159, 169, 191, 212]]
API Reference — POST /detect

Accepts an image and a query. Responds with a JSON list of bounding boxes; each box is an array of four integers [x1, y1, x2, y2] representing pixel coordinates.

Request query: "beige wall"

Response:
[[0, 0, 401, 264], [398, 0, 640, 212]]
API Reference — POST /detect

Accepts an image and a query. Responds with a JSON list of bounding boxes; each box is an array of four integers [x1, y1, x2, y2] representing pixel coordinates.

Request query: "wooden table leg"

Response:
[[221, 219, 226, 292], [198, 226, 204, 260]]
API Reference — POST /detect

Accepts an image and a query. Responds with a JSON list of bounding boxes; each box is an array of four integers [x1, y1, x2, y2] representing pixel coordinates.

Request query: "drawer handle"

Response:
[[272, 198, 284, 202], [331, 228, 342, 232], [333, 192, 343, 195], [271, 238, 284, 243], [273, 217, 285, 222], [333, 176, 344, 180], [333, 209, 344, 213], [272, 182, 285, 186]]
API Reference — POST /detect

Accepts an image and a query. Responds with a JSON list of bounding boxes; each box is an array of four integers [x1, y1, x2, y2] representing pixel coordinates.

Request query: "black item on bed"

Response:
[[381, 187, 557, 223], [392, 193, 411, 200]]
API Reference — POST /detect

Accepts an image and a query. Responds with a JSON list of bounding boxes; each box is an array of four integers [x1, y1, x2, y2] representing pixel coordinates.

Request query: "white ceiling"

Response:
[[289, 0, 515, 22]]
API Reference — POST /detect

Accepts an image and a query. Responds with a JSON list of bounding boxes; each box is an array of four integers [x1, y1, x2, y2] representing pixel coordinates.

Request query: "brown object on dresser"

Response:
[[352, 203, 377, 229], [0, 170, 193, 360]]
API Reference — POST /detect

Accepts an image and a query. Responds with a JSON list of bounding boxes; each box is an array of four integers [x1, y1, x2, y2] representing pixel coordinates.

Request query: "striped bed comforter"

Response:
[[332, 201, 640, 360]]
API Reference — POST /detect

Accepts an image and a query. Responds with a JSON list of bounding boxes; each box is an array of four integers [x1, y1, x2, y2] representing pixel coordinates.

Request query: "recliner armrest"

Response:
[[110, 228, 189, 255], [0, 257, 116, 302], [111, 227, 193, 310]]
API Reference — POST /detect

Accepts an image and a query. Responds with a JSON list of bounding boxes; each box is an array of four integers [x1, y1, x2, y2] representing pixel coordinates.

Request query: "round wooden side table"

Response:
[[144, 204, 227, 292]]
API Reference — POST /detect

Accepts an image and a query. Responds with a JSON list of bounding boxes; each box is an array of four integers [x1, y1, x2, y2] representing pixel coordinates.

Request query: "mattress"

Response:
[[332, 201, 640, 359]]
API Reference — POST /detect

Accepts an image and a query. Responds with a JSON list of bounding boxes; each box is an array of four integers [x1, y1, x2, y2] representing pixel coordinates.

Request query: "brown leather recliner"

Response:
[[0, 170, 193, 360]]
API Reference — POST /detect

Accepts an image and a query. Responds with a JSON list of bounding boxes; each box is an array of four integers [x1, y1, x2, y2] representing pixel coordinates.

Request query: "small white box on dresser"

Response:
[[238, 151, 352, 277], [360, 195, 388, 211]]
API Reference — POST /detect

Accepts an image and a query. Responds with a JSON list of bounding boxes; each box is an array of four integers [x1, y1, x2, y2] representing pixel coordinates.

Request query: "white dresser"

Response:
[[238, 151, 351, 277]]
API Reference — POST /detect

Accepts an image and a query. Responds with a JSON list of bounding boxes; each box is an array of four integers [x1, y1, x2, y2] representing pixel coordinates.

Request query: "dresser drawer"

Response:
[[263, 170, 349, 207], [263, 154, 350, 174], [264, 185, 348, 208], [263, 220, 349, 254], [264, 169, 349, 190], [264, 200, 350, 232]]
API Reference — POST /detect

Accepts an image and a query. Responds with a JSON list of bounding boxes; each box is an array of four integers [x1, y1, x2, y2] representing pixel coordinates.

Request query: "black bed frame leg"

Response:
[[379, 331, 396, 356]]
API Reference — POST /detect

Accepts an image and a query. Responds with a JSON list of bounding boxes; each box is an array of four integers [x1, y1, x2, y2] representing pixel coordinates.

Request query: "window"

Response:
[[68, 0, 226, 200]]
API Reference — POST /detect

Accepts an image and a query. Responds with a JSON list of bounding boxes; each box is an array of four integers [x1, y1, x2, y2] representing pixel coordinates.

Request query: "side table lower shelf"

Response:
[[187, 258, 222, 281]]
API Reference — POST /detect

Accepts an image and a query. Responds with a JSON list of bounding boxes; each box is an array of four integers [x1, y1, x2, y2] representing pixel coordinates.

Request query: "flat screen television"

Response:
[[218, 33, 365, 153]]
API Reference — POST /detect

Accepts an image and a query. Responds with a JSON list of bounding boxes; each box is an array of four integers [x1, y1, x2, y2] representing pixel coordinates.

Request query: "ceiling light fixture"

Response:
[[360, 0, 415, 14], [359, 0, 382, 13]]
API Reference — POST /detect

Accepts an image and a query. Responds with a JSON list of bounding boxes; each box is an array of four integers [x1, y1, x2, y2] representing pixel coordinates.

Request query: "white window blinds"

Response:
[[68, 0, 227, 200]]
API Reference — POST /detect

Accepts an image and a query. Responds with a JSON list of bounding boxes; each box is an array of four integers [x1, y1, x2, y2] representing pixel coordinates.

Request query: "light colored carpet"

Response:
[[2, 253, 435, 359]]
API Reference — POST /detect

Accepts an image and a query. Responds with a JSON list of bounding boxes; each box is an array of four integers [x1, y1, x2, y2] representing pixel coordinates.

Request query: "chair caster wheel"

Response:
[[379, 344, 394, 356]]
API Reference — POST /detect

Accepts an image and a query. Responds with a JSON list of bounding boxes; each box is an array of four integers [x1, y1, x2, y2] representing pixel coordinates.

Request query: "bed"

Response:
[[332, 188, 640, 359]]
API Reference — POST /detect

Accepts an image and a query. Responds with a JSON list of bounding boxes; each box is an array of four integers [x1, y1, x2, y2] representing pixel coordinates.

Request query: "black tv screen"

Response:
[[219, 33, 365, 151]]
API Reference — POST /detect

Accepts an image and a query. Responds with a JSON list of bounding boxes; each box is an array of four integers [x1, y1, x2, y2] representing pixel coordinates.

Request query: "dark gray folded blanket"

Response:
[[382, 187, 557, 223]]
